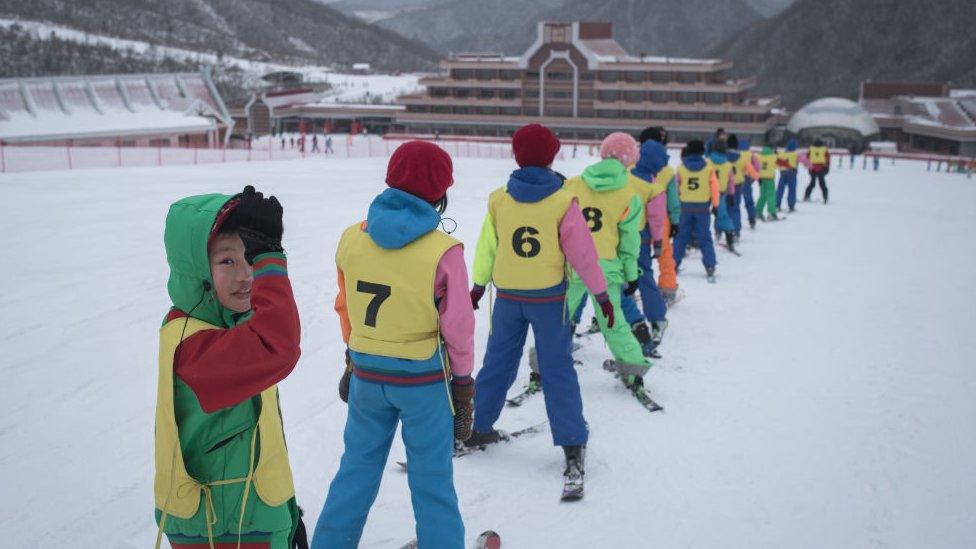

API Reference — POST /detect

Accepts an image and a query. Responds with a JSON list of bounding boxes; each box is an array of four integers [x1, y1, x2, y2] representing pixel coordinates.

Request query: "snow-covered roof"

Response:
[[0, 71, 231, 143], [787, 97, 880, 137]]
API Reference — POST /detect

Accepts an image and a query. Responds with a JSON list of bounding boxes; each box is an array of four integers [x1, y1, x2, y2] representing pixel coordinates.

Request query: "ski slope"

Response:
[[1, 153, 974, 548]]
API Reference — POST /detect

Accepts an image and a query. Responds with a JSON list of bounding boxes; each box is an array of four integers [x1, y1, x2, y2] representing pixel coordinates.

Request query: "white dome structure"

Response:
[[787, 97, 880, 151]]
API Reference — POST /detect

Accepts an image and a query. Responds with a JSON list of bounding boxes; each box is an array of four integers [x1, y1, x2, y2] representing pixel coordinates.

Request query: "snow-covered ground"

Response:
[[1, 154, 974, 548]]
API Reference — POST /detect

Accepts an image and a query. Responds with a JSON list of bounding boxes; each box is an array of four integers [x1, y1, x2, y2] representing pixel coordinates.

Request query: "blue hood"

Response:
[[506, 166, 563, 203], [786, 139, 797, 151], [631, 140, 669, 181], [366, 188, 441, 249], [709, 151, 728, 165], [739, 138, 751, 151], [682, 154, 708, 171]]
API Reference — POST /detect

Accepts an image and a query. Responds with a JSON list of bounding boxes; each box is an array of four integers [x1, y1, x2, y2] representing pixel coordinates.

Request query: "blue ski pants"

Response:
[[312, 377, 464, 549], [776, 169, 798, 210], [673, 204, 717, 270], [474, 295, 588, 446]]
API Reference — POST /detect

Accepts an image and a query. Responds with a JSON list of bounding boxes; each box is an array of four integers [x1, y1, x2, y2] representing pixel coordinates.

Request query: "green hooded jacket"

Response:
[[157, 194, 298, 545], [576, 158, 643, 283]]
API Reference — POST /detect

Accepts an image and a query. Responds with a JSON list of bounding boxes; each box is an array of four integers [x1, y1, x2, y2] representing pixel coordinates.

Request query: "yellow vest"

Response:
[[809, 146, 827, 164], [154, 319, 295, 520], [336, 222, 458, 360], [778, 151, 798, 169], [677, 164, 713, 202], [710, 160, 734, 193], [732, 153, 749, 184], [759, 153, 777, 179], [487, 186, 573, 290], [564, 176, 635, 261]]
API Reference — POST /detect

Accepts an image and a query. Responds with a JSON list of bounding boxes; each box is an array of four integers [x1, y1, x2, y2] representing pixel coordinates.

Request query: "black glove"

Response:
[[452, 381, 475, 441], [235, 185, 284, 263], [338, 350, 353, 403], [669, 224, 679, 239], [711, 206, 718, 216], [624, 279, 639, 296]]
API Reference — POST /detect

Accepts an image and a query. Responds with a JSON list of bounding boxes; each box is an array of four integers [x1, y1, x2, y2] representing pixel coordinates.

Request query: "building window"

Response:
[[650, 91, 670, 103], [547, 90, 572, 99], [597, 90, 619, 102], [431, 106, 451, 114], [406, 105, 429, 113], [677, 92, 697, 104], [580, 72, 595, 81], [499, 70, 520, 80], [455, 88, 471, 98], [647, 111, 669, 120], [452, 69, 472, 80], [596, 109, 619, 119], [598, 71, 619, 82], [479, 89, 495, 99], [624, 71, 645, 83], [579, 90, 594, 99], [624, 109, 645, 119], [675, 111, 699, 120], [546, 107, 572, 117], [650, 72, 670, 83], [477, 106, 498, 115], [475, 69, 495, 80], [702, 112, 725, 121], [430, 87, 450, 98], [624, 91, 644, 103], [525, 88, 540, 98], [703, 93, 724, 104], [578, 108, 594, 117], [730, 113, 752, 122], [454, 106, 471, 114], [676, 72, 699, 84], [149, 138, 171, 147], [546, 71, 572, 81], [500, 107, 521, 116], [500, 89, 518, 99], [525, 71, 540, 79]]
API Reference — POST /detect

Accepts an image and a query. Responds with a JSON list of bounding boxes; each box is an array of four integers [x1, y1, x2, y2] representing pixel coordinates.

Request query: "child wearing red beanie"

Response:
[[313, 141, 473, 547], [467, 124, 609, 499]]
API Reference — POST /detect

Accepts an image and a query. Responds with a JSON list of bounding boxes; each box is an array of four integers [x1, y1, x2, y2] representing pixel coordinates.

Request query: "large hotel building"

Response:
[[395, 21, 779, 142]]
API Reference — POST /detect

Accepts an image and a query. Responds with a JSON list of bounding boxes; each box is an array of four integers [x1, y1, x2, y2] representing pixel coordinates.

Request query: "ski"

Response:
[[397, 422, 548, 470], [400, 529, 501, 549], [505, 384, 540, 407], [603, 361, 664, 413], [629, 384, 664, 413], [718, 243, 741, 256]]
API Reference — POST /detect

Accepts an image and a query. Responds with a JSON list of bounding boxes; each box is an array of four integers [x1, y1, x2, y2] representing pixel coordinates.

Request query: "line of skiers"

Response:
[[153, 123, 831, 548]]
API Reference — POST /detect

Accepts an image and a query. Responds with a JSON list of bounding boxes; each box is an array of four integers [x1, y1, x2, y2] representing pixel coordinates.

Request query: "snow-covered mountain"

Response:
[[0, 0, 441, 75]]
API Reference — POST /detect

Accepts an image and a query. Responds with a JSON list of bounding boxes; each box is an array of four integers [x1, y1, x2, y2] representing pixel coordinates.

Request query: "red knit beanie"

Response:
[[512, 124, 560, 168], [386, 140, 454, 202]]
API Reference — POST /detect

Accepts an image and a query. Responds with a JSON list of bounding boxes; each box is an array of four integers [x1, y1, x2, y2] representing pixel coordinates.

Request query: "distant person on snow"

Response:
[[726, 134, 759, 237], [325, 135, 334, 154], [468, 123, 608, 487], [672, 139, 720, 282], [311, 134, 320, 153], [639, 126, 681, 306], [755, 145, 781, 221], [281, 137, 286, 150], [313, 141, 472, 548], [154, 186, 307, 549], [805, 138, 830, 204], [707, 139, 738, 253], [776, 139, 800, 212]]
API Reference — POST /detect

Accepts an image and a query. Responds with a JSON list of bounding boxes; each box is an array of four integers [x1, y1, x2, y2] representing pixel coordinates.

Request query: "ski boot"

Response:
[[561, 445, 585, 501], [770, 212, 780, 221], [463, 429, 505, 448], [734, 231, 741, 242], [706, 267, 716, 283], [803, 195, 811, 202], [789, 207, 795, 212], [748, 217, 756, 229], [650, 320, 668, 352], [527, 371, 542, 392], [586, 316, 601, 335], [631, 321, 658, 359], [724, 231, 737, 254]]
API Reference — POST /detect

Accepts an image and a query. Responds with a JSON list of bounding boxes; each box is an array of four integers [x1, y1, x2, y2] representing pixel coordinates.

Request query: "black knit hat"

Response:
[[686, 139, 705, 156], [639, 126, 668, 145], [727, 134, 739, 149]]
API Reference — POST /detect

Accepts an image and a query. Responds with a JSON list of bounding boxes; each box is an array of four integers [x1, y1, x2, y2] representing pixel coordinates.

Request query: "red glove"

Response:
[[470, 284, 486, 310], [595, 292, 615, 328]]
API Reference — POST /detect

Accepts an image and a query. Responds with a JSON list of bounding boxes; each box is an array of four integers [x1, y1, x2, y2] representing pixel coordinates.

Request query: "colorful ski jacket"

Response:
[[564, 158, 643, 283], [334, 188, 474, 381], [156, 193, 300, 545], [472, 166, 607, 298]]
